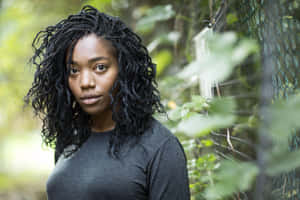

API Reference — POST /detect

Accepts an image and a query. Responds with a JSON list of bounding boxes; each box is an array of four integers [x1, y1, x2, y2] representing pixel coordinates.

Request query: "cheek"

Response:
[[68, 79, 78, 96], [100, 72, 118, 91], [100, 80, 115, 94]]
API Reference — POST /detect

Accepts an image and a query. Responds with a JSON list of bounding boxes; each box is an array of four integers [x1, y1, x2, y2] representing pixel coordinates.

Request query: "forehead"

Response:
[[71, 33, 116, 61]]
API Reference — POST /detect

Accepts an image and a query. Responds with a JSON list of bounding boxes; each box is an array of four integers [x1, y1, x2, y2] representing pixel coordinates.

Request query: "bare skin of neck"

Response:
[[91, 109, 116, 132]]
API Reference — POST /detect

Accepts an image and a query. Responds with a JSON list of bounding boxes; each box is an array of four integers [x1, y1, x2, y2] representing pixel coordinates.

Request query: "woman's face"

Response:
[[68, 33, 119, 118]]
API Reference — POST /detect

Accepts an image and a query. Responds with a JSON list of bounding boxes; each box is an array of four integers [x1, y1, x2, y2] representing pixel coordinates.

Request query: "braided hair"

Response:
[[25, 5, 165, 163]]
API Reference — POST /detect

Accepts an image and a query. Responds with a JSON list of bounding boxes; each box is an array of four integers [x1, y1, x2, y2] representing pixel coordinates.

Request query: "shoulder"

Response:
[[142, 117, 176, 143], [123, 117, 187, 170], [135, 117, 184, 159]]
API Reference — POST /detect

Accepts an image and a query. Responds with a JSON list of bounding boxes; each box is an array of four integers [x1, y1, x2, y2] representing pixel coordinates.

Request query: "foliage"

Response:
[[159, 29, 300, 199], [204, 161, 258, 199], [178, 32, 258, 84], [135, 4, 175, 33], [1, 0, 300, 199], [157, 31, 259, 199]]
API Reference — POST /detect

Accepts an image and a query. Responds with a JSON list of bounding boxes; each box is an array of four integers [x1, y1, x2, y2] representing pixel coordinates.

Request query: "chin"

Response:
[[81, 105, 111, 117], [83, 108, 104, 116]]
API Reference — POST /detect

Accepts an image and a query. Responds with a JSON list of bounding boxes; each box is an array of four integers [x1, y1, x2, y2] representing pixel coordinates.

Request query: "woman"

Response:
[[25, 5, 190, 200]]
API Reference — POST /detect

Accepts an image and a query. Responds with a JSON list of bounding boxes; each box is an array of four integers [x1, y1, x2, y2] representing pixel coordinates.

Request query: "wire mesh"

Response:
[[238, 0, 300, 199]]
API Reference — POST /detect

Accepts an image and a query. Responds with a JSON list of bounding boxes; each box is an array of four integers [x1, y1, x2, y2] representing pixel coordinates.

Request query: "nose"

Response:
[[80, 69, 95, 89]]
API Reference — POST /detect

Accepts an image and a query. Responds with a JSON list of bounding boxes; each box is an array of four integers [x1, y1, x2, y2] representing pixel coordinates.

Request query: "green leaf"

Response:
[[135, 21, 155, 33], [147, 31, 180, 52], [270, 93, 300, 140], [178, 32, 258, 83], [136, 5, 175, 32], [208, 97, 236, 115], [168, 106, 189, 121], [176, 97, 236, 137], [153, 49, 172, 76], [178, 58, 232, 85], [167, 95, 207, 121], [196, 154, 217, 171], [267, 150, 300, 176], [177, 114, 236, 137], [182, 95, 207, 112], [83, 0, 112, 11], [201, 139, 214, 147], [205, 161, 258, 200], [231, 39, 258, 64], [226, 13, 238, 25]]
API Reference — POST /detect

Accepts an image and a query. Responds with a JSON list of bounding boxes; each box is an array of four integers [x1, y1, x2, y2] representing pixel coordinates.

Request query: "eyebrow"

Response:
[[71, 56, 110, 65]]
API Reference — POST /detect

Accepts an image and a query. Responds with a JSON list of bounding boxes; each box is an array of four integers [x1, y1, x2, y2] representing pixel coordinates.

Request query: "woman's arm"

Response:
[[147, 137, 191, 200]]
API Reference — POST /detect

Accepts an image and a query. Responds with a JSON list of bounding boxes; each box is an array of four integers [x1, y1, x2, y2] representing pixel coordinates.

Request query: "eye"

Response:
[[69, 67, 79, 75], [95, 64, 107, 72]]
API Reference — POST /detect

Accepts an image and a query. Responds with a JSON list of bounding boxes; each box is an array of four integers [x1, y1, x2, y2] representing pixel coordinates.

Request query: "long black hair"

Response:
[[25, 5, 165, 163]]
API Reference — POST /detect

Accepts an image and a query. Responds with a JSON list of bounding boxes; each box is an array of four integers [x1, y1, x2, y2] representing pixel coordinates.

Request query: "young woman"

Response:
[[25, 5, 190, 200]]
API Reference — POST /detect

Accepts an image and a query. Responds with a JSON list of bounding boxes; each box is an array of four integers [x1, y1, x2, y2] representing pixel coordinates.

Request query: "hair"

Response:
[[25, 5, 165, 163]]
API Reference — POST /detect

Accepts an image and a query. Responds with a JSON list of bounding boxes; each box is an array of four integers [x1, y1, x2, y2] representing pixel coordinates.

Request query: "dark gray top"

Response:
[[46, 118, 191, 200]]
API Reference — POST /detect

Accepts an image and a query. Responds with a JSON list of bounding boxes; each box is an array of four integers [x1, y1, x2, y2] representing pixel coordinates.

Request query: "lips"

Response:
[[80, 95, 103, 105]]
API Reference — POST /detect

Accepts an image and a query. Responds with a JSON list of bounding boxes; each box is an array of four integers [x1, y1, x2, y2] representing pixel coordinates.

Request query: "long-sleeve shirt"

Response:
[[46, 118, 191, 200]]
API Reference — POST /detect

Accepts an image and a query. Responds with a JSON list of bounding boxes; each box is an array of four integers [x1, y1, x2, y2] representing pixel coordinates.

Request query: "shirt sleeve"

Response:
[[147, 136, 191, 200]]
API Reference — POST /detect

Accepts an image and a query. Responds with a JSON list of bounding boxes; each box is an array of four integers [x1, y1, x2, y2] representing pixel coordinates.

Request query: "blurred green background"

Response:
[[0, 1, 79, 199], [0, 0, 182, 199], [1, 0, 300, 199]]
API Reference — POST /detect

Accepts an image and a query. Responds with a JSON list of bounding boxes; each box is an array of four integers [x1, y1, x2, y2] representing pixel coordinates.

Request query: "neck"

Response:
[[90, 110, 116, 132]]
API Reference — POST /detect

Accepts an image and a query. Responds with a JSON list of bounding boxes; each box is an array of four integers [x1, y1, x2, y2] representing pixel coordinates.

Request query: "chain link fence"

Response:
[[238, 0, 300, 199], [204, 0, 300, 199]]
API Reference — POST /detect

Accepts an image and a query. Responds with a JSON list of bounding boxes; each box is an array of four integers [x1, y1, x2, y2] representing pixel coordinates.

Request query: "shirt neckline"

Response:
[[91, 128, 115, 135]]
